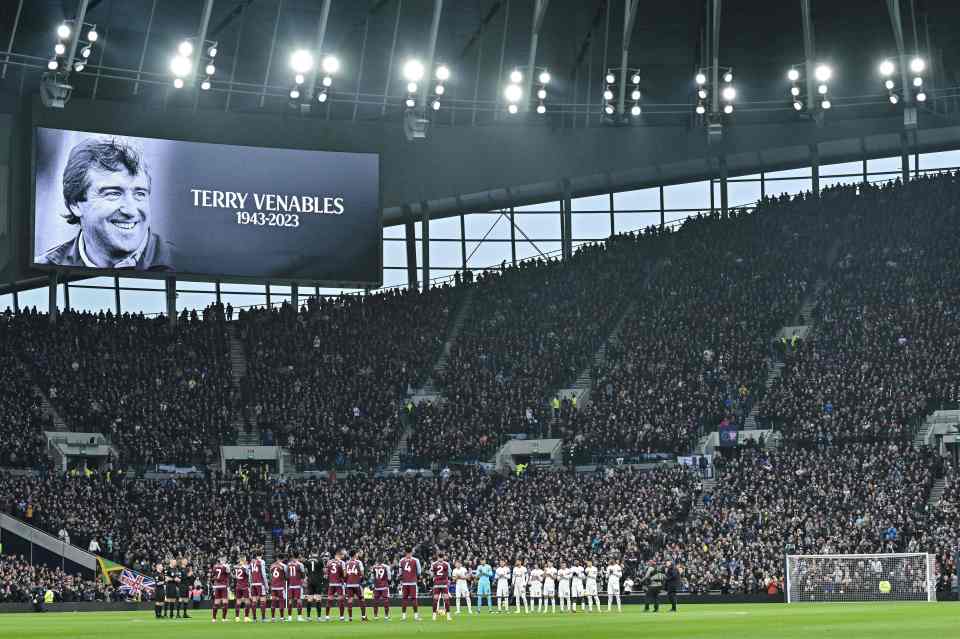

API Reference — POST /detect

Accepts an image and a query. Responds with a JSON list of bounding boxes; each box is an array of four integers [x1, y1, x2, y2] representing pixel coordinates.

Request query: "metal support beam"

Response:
[[609, 191, 615, 237], [900, 131, 910, 182], [709, 0, 721, 114], [113, 275, 120, 315], [404, 206, 418, 289], [810, 143, 820, 196], [291, 283, 298, 308], [509, 207, 517, 265], [215, 280, 222, 305], [48, 273, 58, 324], [1, 0, 25, 80], [562, 187, 573, 259], [64, 0, 92, 82], [265, 282, 271, 307], [192, 0, 216, 111], [306, 0, 333, 101], [63, 281, 70, 311], [495, 0, 510, 121], [522, 0, 550, 112], [382, 0, 402, 116], [259, 0, 284, 108], [421, 202, 431, 290], [165, 276, 176, 325], [719, 157, 728, 216], [617, 0, 641, 118], [460, 213, 467, 271], [862, 157, 868, 184], [659, 185, 665, 229], [886, 0, 912, 105], [224, 2, 247, 110], [760, 170, 766, 199], [352, 17, 370, 121], [11, 286, 19, 313], [418, 0, 444, 118], [800, 0, 816, 112]]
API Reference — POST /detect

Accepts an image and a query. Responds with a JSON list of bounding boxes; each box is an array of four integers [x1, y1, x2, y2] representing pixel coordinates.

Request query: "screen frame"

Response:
[[28, 125, 383, 290]]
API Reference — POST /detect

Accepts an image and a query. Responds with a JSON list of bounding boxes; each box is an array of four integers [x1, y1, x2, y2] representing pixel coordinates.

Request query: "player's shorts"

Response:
[[250, 583, 265, 598], [513, 584, 526, 597], [586, 580, 598, 596], [607, 580, 621, 594], [327, 584, 345, 598], [530, 582, 543, 598], [179, 584, 191, 599], [496, 581, 509, 598], [455, 581, 469, 597], [164, 584, 179, 599], [543, 581, 556, 596], [571, 581, 584, 597], [235, 588, 250, 600], [401, 584, 418, 600], [308, 579, 324, 597], [154, 587, 166, 603], [270, 587, 286, 599], [477, 580, 491, 596], [345, 585, 363, 599], [212, 585, 229, 599], [558, 582, 571, 596], [373, 587, 389, 601], [433, 585, 449, 598], [287, 585, 303, 599]]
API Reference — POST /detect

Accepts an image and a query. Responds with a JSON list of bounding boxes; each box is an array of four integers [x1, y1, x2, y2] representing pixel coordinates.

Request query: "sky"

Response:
[[4, 149, 959, 317]]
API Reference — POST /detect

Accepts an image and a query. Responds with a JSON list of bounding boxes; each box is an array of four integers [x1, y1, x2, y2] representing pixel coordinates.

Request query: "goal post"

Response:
[[785, 553, 936, 603]]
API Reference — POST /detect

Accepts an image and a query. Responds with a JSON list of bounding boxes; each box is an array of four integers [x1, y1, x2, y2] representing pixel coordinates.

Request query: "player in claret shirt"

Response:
[[430, 551, 452, 622], [286, 552, 307, 622], [324, 549, 347, 622], [398, 548, 422, 621], [249, 553, 268, 622], [344, 550, 368, 622], [371, 558, 392, 620], [268, 554, 288, 622], [233, 556, 252, 623], [210, 556, 231, 623]]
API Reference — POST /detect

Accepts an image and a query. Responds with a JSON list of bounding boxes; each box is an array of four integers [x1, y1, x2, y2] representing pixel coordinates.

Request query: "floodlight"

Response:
[[322, 76, 332, 87], [504, 84, 523, 103], [431, 100, 440, 111], [916, 91, 927, 102], [889, 94, 899, 104], [403, 59, 424, 82], [603, 89, 613, 101], [406, 81, 418, 94], [57, 24, 71, 39], [909, 57, 925, 74], [821, 99, 831, 109], [208, 46, 217, 58], [539, 71, 551, 85], [879, 59, 895, 77], [814, 64, 831, 82], [435, 84, 445, 95], [173, 78, 184, 89], [295, 73, 305, 85], [81, 47, 91, 59], [290, 49, 314, 74], [87, 29, 99, 43], [435, 65, 450, 81], [721, 86, 736, 101], [695, 104, 706, 115], [695, 72, 706, 85], [73, 62, 85, 72], [405, 97, 416, 108], [884, 79, 895, 90], [178, 40, 194, 57], [817, 83, 828, 95], [790, 86, 800, 97], [697, 88, 707, 100], [723, 104, 733, 114], [912, 77, 922, 87], [631, 74, 641, 85], [723, 71, 733, 83], [205, 64, 215, 76], [54, 43, 66, 56], [605, 73, 615, 84], [507, 103, 518, 114], [321, 55, 340, 75], [536, 104, 546, 114], [630, 105, 641, 116], [289, 89, 300, 99], [318, 91, 328, 103], [537, 88, 547, 100], [201, 80, 211, 91], [170, 55, 192, 78], [604, 104, 615, 115], [631, 89, 641, 101], [787, 68, 800, 82], [793, 101, 802, 111]]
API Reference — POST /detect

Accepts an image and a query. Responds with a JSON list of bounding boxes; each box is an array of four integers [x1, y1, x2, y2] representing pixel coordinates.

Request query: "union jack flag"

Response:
[[118, 568, 156, 595]]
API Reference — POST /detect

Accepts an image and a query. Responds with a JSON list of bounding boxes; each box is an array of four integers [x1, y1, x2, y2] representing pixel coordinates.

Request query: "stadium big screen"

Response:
[[30, 126, 382, 287]]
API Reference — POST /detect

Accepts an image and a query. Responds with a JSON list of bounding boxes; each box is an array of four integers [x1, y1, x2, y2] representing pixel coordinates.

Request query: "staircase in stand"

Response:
[[264, 534, 275, 563], [927, 478, 946, 508], [409, 287, 476, 402], [742, 361, 785, 430], [387, 427, 414, 472], [34, 385, 69, 432], [228, 323, 260, 448], [687, 476, 717, 521]]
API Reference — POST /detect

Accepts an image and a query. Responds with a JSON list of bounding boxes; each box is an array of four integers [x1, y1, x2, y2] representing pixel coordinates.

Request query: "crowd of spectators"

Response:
[[236, 284, 460, 470], [0, 338, 51, 469], [0, 554, 107, 603], [3, 307, 234, 468], [927, 460, 959, 593], [760, 174, 960, 445]]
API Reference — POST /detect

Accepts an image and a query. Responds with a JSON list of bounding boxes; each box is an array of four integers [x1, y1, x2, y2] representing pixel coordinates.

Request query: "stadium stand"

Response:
[[0, 554, 109, 603]]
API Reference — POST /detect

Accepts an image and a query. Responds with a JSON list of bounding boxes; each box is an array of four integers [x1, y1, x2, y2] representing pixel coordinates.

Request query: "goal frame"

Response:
[[785, 553, 936, 603]]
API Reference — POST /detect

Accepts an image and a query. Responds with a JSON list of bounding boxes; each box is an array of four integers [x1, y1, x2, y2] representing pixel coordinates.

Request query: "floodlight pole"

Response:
[[709, 0, 721, 115], [306, 0, 333, 101], [617, 0, 641, 119], [1, 0, 24, 80], [418, 0, 444, 118], [800, 0, 816, 113], [885, 0, 913, 183], [523, 0, 550, 112], [192, 0, 216, 110], [63, 0, 91, 81]]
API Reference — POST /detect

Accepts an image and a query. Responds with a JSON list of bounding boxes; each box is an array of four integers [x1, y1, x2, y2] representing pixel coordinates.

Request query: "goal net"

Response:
[[785, 553, 936, 603]]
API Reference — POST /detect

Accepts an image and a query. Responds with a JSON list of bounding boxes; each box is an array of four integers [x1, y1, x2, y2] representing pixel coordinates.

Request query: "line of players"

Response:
[[198, 548, 629, 623]]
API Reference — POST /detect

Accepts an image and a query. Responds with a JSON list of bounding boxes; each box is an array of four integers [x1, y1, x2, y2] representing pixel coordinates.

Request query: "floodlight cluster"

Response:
[[49, 21, 98, 74], [288, 49, 340, 102], [600, 69, 641, 118], [171, 38, 218, 90], [695, 68, 735, 115], [786, 63, 832, 112], [401, 59, 450, 111], [879, 57, 926, 104]]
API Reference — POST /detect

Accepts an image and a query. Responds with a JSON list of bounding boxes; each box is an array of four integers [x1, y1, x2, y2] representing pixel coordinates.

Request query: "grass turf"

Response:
[[0, 603, 954, 639]]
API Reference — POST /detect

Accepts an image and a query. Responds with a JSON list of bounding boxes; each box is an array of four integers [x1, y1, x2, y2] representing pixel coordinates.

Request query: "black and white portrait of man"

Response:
[[34, 136, 176, 271]]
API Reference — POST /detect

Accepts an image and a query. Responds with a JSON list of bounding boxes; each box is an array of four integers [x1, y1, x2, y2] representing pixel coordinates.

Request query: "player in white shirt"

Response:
[[542, 562, 557, 613], [570, 561, 585, 612], [557, 561, 572, 612], [495, 560, 511, 612], [511, 560, 529, 614], [584, 560, 602, 612], [452, 561, 473, 614], [605, 560, 623, 612], [528, 565, 544, 613]]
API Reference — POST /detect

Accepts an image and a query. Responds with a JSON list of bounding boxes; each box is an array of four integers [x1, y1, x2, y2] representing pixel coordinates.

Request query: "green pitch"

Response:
[[0, 603, 954, 639]]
